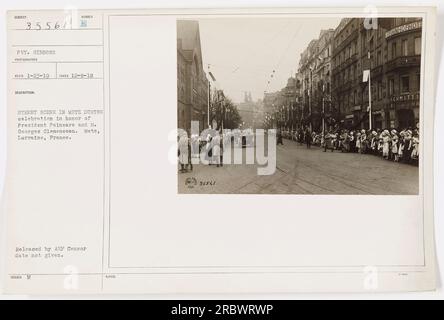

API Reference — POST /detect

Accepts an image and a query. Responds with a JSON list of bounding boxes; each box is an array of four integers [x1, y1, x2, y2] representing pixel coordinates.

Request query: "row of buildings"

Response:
[[264, 17, 422, 132], [177, 20, 245, 133], [177, 20, 209, 133]]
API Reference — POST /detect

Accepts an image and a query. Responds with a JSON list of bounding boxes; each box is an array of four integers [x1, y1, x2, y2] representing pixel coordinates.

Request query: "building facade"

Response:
[[298, 29, 335, 132], [263, 76, 301, 130], [331, 17, 421, 130], [177, 20, 209, 133], [384, 18, 422, 129], [263, 17, 422, 132]]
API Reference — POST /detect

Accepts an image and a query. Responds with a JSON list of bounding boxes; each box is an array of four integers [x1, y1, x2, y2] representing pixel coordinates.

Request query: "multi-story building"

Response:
[[263, 76, 301, 130], [384, 18, 422, 129], [177, 20, 209, 133], [265, 18, 422, 132], [332, 17, 421, 130], [281, 76, 301, 130], [331, 18, 363, 129], [312, 29, 335, 131], [299, 39, 317, 128], [263, 91, 280, 113], [298, 29, 335, 132]]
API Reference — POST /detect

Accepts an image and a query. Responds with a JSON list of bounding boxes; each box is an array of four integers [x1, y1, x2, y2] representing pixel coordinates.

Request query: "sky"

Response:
[[198, 17, 342, 103]]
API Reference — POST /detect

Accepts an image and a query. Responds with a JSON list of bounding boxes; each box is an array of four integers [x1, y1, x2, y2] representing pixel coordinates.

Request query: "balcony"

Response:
[[371, 65, 383, 77], [335, 30, 359, 52], [386, 55, 420, 72], [332, 53, 358, 73]]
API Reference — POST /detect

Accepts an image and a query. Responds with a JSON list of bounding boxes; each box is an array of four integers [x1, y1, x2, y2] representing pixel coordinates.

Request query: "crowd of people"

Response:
[[280, 126, 420, 166], [179, 125, 420, 173], [178, 131, 235, 173]]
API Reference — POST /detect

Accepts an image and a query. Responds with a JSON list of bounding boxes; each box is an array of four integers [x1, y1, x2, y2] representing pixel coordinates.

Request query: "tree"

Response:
[[209, 90, 243, 130], [224, 102, 242, 129]]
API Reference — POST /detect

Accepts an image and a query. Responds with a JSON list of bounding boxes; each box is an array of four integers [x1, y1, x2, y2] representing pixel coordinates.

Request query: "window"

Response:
[[400, 75, 410, 94], [402, 39, 408, 56], [378, 81, 383, 100], [414, 37, 421, 55], [389, 78, 394, 96], [391, 42, 397, 59], [194, 56, 200, 77]]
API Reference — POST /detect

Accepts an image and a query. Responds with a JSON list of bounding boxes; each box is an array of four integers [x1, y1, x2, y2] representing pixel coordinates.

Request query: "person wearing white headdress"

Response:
[[391, 129, 399, 161], [403, 130, 413, 163], [410, 130, 419, 166], [370, 131, 378, 154], [349, 131, 355, 152], [356, 131, 361, 153], [382, 129, 391, 160], [377, 130, 384, 155], [359, 129, 367, 154], [398, 130, 405, 161]]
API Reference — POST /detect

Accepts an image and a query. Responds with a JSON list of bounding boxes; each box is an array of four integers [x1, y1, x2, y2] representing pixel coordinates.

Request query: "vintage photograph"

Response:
[[177, 17, 422, 195]]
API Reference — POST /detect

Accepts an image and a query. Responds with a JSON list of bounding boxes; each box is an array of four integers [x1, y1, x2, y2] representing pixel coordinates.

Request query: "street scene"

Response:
[[178, 138, 418, 195], [177, 17, 421, 195]]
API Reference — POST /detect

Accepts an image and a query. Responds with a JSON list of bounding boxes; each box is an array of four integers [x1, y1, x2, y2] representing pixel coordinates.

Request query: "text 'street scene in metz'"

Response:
[[177, 17, 422, 195]]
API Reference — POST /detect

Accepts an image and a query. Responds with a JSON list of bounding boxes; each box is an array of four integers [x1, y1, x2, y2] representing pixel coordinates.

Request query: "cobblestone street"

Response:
[[178, 138, 419, 194]]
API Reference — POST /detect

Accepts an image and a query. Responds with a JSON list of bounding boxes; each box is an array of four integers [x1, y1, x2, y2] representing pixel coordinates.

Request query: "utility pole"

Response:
[[368, 70, 372, 130], [322, 83, 325, 139], [367, 51, 372, 130], [222, 100, 225, 131], [207, 65, 216, 129], [207, 75, 211, 128], [363, 51, 372, 131], [309, 67, 313, 132]]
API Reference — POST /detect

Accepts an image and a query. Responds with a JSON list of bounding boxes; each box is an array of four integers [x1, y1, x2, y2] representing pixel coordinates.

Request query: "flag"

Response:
[[208, 71, 216, 82], [362, 69, 370, 82]]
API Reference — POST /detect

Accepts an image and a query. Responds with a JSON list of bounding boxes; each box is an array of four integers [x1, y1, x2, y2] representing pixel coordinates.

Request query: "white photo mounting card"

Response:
[[2, 6, 437, 294]]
